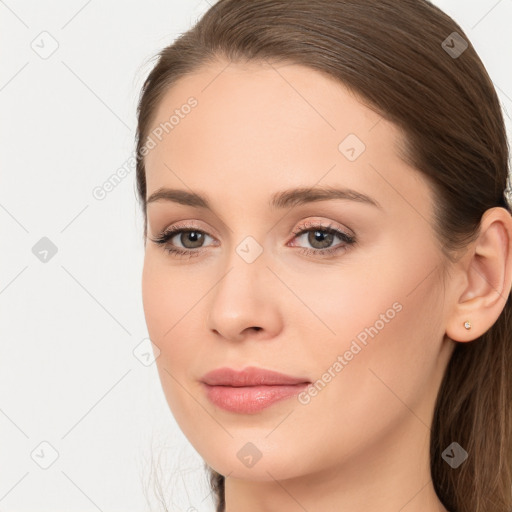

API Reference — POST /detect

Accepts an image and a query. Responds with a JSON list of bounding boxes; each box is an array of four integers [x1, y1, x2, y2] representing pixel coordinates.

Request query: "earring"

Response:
[[464, 321, 471, 330]]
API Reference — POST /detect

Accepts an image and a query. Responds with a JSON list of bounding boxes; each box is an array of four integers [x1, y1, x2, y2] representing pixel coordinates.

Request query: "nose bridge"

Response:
[[215, 233, 268, 302], [205, 232, 280, 338]]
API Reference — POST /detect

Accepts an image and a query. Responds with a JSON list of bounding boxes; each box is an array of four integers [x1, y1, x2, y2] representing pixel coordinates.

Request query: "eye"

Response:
[[149, 220, 356, 259], [288, 220, 356, 257], [149, 222, 216, 258]]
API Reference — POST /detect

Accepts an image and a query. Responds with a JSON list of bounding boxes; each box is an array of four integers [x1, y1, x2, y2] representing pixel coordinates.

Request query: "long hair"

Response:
[[134, 1, 512, 510]]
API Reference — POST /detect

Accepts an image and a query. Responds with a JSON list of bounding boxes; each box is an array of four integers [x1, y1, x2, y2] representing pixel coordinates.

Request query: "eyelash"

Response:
[[149, 221, 356, 259]]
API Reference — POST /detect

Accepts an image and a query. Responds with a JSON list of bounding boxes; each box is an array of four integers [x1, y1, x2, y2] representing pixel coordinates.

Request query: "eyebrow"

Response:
[[146, 186, 382, 210]]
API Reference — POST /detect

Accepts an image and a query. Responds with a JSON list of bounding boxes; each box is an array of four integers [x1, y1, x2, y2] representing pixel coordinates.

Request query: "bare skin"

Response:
[[141, 59, 512, 512]]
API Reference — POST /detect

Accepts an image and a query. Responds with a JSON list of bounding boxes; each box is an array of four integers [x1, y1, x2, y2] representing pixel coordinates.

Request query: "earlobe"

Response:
[[445, 207, 512, 343]]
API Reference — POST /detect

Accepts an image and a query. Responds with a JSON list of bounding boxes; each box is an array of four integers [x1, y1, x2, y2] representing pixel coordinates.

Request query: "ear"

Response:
[[445, 207, 512, 342]]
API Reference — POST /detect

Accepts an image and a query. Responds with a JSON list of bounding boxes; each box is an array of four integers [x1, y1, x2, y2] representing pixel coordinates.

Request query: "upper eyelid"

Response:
[[158, 218, 350, 235], [291, 219, 351, 235], [155, 220, 353, 245]]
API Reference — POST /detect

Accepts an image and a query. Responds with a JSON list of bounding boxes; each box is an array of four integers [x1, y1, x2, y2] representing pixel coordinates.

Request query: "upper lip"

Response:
[[201, 366, 310, 387]]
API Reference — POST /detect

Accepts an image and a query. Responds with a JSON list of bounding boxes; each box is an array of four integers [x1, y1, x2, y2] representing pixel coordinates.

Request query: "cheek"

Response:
[[284, 279, 444, 475], [141, 256, 196, 369], [141, 252, 214, 372], [141, 257, 169, 337], [141, 253, 197, 334], [141, 256, 201, 423], [303, 260, 445, 430], [293, 240, 445, 408]]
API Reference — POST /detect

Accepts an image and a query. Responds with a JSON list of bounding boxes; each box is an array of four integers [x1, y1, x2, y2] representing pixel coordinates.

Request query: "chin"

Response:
[[201, 441, 310, 483]]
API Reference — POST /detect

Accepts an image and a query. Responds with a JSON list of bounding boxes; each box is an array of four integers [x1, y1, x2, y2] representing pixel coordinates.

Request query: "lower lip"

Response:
[[202, 383, 309, 414]]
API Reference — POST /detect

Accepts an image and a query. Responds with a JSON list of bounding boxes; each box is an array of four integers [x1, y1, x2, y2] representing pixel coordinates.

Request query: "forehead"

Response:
[[143, 59, 431, 219], [146, 59, 391, 164]]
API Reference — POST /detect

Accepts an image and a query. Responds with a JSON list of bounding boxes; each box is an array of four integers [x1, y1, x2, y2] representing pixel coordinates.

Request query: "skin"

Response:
[[141, 59, 512, 512]]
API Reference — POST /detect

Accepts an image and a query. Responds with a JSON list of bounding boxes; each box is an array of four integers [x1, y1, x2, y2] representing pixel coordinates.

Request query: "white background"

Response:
[[1, 1, 511, 511]]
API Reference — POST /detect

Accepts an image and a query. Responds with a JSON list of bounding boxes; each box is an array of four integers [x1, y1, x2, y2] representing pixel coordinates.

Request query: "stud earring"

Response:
[[464, 321, 471, 330]]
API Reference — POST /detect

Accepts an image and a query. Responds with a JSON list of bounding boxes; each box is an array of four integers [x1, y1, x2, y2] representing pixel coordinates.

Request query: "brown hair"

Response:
[[134, 1, 512, 510]]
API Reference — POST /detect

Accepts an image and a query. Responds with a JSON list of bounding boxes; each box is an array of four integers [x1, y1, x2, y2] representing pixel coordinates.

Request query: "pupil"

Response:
[[309, 230, 333, 249], [182, 231, 203, 248]]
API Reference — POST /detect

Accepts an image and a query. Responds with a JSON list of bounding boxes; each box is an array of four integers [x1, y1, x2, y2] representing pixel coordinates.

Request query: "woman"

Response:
[[135, 1, 512, 510]]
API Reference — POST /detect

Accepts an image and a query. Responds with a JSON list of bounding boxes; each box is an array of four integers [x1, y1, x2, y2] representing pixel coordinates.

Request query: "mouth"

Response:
[[200, 366, 311, 414]]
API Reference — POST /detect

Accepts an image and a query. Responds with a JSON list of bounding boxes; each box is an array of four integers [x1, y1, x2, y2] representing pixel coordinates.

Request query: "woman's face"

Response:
[[141, 60, 455, 481]]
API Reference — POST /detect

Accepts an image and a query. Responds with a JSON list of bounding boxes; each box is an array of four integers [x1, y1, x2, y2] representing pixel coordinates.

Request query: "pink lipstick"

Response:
[[201, 366, 310, 414]]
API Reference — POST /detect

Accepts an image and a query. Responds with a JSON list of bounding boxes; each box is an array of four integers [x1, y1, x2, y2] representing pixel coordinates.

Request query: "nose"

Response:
[[205, 251, 282, 343]]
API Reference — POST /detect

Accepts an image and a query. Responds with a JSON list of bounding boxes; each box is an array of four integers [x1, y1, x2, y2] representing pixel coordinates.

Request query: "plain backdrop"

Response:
[[1, 1, 511, 511]]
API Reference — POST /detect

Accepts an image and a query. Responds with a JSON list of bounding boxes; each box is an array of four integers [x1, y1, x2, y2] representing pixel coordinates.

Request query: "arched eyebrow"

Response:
[[146, 186, 382, 210], [270, 186, 381, 210]]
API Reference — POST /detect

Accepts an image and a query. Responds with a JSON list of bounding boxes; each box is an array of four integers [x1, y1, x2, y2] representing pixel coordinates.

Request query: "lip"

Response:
[[201, 366, 310, 386], [200, 366, 310, 414]]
